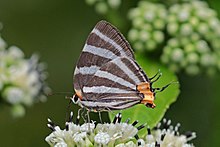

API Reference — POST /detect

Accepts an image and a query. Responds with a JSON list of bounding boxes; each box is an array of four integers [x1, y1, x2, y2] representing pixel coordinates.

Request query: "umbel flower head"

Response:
[[128, 1, 167, 52], [128, 0, 220, 76], [45, 112, 196, 147], [0, 33, 50, 117]]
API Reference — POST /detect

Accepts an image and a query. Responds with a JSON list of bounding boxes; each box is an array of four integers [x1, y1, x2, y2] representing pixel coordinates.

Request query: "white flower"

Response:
[[45, 126, 65, 146], [54, 142, 67, 147], [73, 132, 87, 143], [8, 46, 24, 59], [80, 122, 95, 132], [3, 87, 24, 104], [94, 132, 110, 145]]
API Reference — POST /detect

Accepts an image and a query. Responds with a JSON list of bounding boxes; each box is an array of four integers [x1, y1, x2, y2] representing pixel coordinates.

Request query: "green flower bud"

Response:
[[171, 48, 184, 62], [128, 8, 141, 19], [108, 0, 121, 9], [190, 33, 200, 42], [186, 52, 199, 64], [197, 23, 209, 35], [145, 40, 157, 51], [163, 46, 173, 55], [133, 42, 144, 52], [154, 19, 166, 30], [184, 43, 195, 53], [196, 40, 209, 54], [189, 17, 199, 28], [168, 38, 179, 48], [144, 11, 155, 22], [85, 0, 96, 5], [167, 22, 179, 35], [169, 63, 180, 72], [128, 29, 139, 42], [185, 64, 200, 75], [152, 31, 164, 43], [132, 17, 145, 29], [200, 54, 215, 67], [178, 9, 190, 22], [95, 2, 108, 14], [180, 23, 193, 36], [11, 104, 25, 118], [139, 30, 150, 41]]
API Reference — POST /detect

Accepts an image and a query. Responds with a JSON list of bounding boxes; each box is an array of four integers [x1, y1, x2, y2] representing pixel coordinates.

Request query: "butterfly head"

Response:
[[137, 82, 156, 109], [72, 89, 83, 104]]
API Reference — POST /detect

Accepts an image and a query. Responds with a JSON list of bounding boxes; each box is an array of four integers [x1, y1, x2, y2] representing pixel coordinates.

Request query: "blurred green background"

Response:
[[0, 0, 220, 146]]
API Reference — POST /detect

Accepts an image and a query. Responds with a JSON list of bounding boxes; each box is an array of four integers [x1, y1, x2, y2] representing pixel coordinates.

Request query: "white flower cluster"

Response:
[[45, 113, 196, 147], [45, 113, 140, 147], [128, 0, 220, 76], [85, 0, 121, 14], [138, 118, 196, 147], [0, 34, 50, 117]]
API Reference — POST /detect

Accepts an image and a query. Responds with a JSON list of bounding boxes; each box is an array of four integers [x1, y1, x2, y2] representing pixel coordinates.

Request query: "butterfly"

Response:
[[72, 20, 168, 112]]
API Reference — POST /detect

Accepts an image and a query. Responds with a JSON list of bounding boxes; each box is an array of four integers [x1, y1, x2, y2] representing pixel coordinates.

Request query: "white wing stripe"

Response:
[[80, 100, 139, 110], [74, 67, 79, 75], [83, 44, 118, 59], [128, 59, 146, 81], [92, 28, 127, 56], [100, 96, 141, 100], [83, 86, 133, 94], [78, 65, 100, 75], [94, 70, 136, 90], [81, 101, 119, 108], [116, 59, 141, 83]]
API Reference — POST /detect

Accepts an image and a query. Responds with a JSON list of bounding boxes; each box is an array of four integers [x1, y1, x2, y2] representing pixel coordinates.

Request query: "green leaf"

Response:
[[109, 53, 180, 133]]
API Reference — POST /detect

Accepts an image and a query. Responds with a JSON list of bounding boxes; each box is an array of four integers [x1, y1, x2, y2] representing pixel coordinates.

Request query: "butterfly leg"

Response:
[[78, 108, 86, 122], [86, 110, 92, 133], [98, 111, 103, 123], [86, 110, 91, 123]]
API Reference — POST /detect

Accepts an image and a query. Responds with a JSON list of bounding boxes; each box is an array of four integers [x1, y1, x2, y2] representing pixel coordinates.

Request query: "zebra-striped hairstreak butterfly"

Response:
[[72, 20, 168, 112]]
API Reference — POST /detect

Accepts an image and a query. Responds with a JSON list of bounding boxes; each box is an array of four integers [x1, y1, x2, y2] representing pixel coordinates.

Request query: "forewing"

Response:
[[74, 20, 134, 91]]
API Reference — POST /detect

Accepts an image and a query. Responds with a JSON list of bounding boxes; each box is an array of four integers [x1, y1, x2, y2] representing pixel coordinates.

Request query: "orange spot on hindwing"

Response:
[[137, 82, 156, 108]]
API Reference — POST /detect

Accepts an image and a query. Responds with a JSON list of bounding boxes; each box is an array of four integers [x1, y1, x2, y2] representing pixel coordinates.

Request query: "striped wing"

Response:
[[74, 20, 134, 92], [80, 57, 149, 110]]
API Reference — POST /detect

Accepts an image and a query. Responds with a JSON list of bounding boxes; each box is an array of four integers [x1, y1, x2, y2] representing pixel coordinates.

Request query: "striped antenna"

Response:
[[73, 20, 167, 112]]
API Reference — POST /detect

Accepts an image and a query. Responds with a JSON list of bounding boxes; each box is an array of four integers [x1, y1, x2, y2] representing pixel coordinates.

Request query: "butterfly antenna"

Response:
[[149, 69, 161, 81], [151, 72, 162, 84], [46, 92, 74, 97], [154, 81, 179, 93]]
